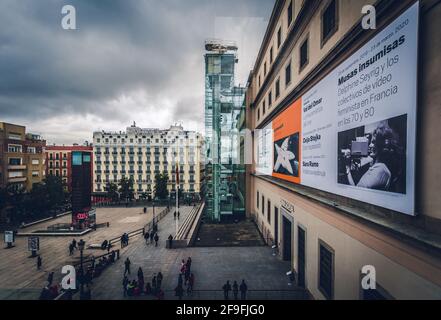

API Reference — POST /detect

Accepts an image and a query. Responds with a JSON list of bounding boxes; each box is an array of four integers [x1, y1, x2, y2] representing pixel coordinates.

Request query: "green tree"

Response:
[[44, 175, 66, 210], [119, 177, 134, 201], [0, 187, 8, 212], [106, 182, 119, 202], [27, 182, 49, 216], [154, 173, 169, 200], [6, 184, 27, 223]]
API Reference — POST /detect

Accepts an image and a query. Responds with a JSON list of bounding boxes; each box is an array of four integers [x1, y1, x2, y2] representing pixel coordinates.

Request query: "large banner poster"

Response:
[[256, 3, 419, 216]]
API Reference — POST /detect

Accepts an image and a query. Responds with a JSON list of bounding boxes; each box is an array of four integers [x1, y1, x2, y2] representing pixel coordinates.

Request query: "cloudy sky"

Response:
[[0, 0, 274, 145]]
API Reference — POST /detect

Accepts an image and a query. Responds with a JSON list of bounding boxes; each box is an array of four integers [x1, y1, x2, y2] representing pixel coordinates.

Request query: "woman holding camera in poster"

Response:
[[345, 123, 401, 192]]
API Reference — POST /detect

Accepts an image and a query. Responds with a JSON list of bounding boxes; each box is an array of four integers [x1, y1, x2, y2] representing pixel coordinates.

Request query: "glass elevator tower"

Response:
[[204, 40, 246, 222]]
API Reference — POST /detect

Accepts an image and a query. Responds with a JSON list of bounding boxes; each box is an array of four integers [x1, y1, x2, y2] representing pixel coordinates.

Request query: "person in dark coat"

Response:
[[157, 272, 163, 289], [124, 258, 131, 275], [144, 231, 150, 245], [168, 234, 173, 249], [37, 255, 42, 270], [240, 280, 248, 300], [233, 281, 239, 300], [222, 281, 232, 300], [154, 233, 159, 247]]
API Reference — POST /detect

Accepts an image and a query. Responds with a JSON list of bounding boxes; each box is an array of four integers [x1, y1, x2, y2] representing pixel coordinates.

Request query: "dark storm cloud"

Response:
[[0, 0, 273, 143]]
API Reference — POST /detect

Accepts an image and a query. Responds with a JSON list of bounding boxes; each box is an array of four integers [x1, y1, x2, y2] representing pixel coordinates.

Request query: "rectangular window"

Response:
[[262, 195, 265, 215], [285, 62, 292, 86], [264, 62, 267, 76], [287, 1, 293, 26], [257, 109, 260, 121], [270, 47, 273, 64], [268, 91, 272, 107], [275, 79, 280, 98], [9, 171, 23, 178], [32, 171, 39, 177], [257, 191, 259, 209], [319, 241, 334, 300], [263, 101, 266, 115], [277, 26, 282, 48], [300, 37, 309, 70], [72, 152, 82, 165], [322, 0, 338, 45], [27, 147, 36, 154], [8, 144, 22, 153], [32, 159, 39, 165], [8, 158, 22, 165], [267, 200, 271, 224], [258, 75, 261, 87]]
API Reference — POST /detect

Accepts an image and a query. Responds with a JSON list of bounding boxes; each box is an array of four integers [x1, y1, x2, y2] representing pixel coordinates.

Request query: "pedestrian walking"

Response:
[[174, 211, 177, 220], [154, 233, 159, 247], [120, 234, 125, 248], [107, 241, 111, 253], [240, 280, 248, 300], [138, 267, 144, 281], [150, 231, 154, 244], [168, 234, 173, 249], [144, 231, 150, 245], [233, 281, 239, 300], [123, 275, 129, 297], [177, 211, 180, 219], [222, 281, 231, 300], [69, 243, 74, 256], [37, 255, 42, 270], [157, 272, 163, 289], [138, 267, 145, 293], [124, 258, 131, 276], [186, 257, 192, 273], [143, 207, 147, 214], [72, 239, 77, 250]]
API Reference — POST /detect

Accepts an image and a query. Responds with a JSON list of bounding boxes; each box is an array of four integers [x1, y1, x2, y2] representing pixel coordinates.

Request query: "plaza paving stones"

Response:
[[90, 207, 306, 300], [0, 206, 163, 300]]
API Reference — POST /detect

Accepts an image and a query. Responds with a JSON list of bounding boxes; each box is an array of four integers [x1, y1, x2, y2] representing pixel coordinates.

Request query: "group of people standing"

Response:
[[144, 230, 160, 247], [174, 257, 194, 299], [222, 280, 248, 300], [122, 263, 165, 299]]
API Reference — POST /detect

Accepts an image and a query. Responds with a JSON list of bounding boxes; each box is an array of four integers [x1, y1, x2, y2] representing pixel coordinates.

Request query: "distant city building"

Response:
[[204, 39, 246, 222], [92, 123, 204, 200], [0, 122, 46, 192], [45, 145, 93, 192]]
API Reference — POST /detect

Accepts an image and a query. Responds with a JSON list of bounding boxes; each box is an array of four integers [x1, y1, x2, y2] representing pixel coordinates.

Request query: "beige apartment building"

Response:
[[246, 0, 441, 299], [93, 123, 204, 199], [0, 122, 46, 192]]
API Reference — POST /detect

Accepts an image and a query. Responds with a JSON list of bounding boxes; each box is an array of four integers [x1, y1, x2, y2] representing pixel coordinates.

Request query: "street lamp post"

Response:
[[78, 239, 85, 299]]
